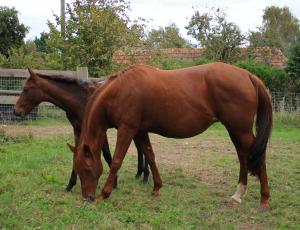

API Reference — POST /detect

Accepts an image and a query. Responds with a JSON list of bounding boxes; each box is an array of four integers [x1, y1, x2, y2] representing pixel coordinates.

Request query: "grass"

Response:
[[17, 118, 68, 126], [0, 122, 299, 229]]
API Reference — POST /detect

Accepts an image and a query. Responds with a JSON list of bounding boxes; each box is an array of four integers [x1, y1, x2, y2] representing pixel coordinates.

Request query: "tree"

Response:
[[0, 40, 57, 69], [286, 38, 300, 92], [47, 0, 145, 76], [0, 6, 28, 57], [249, 6, 300, 54], [185, 8, 245, 62], [145, 23, 191, 49], [34, 32, 50, 53]]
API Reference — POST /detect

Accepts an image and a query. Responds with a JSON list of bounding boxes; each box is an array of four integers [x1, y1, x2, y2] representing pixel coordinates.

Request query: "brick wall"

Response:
[[113, 47, 286, 67]]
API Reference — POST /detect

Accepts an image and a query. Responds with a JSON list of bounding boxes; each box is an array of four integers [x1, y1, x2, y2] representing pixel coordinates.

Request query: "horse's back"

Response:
[[107, 63, 260, 137]]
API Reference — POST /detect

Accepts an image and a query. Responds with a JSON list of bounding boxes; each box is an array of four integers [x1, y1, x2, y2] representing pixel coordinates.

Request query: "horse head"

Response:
[[67, 142, 103, 202], [14, 68, 44, 117]]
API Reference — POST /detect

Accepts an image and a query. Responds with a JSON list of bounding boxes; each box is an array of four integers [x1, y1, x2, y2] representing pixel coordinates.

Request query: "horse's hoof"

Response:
[[95, 195, 105, 203], [151, 190, 160, 196], [259, 207, 270, 213], [135, 173, 142, 179], [259, 203, 270, 213], [83, 196, 95, 203], [230, 195, 242, 204], [113, 182, 118, 189], [65, 187, 72, 192], [141, 179, 148, 184]]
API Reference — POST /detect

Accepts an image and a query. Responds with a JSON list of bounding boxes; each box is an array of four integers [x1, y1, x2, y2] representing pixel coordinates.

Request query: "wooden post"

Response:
[[76, 67, 88, 80], [61, 0, 65, 38]]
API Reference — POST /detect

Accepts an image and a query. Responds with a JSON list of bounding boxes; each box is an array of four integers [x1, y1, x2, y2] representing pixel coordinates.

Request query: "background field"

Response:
[[0, 119, 299, 229]]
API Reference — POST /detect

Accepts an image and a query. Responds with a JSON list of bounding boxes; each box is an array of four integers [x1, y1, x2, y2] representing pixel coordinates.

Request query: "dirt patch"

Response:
[[0, 124, 73, 138], [1, 125, 236, 189], [111, 131, 238, 189]]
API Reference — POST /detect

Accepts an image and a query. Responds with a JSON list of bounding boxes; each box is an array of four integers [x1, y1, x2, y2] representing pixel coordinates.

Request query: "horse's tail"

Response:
[[248, 75, 273, 176]]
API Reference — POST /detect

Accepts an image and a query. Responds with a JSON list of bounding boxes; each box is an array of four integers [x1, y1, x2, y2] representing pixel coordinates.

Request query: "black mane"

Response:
[[107, 64, 141, 81], [36, 72, 84, 86]]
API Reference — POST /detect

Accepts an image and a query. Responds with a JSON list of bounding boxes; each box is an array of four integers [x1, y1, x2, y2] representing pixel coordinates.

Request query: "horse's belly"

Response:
[[148, 113, 214, 138]]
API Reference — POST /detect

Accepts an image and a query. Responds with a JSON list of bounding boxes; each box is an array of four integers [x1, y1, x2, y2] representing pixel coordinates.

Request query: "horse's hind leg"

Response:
[[227, 130, 254, 203], [135, 143, 144, 179], [143, 159, 150, 183], [258, 162, 270, 211], [134, 141, 150, 183]]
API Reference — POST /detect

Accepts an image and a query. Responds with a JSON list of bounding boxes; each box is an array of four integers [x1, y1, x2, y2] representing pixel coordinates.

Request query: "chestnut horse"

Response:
[[13, 69, 149, 191], [69, 62, 273, 210]]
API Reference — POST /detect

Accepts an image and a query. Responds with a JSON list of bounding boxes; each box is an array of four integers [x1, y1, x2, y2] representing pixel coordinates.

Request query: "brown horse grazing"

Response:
[[13, 69, 149, 191], [70, 62, 272, 210]]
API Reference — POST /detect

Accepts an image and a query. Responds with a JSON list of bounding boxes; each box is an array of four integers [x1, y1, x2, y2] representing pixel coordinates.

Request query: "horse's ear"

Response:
[[83, 144, 92, 158], [67, 143, 76, 154], [28, 68, 37, 79]]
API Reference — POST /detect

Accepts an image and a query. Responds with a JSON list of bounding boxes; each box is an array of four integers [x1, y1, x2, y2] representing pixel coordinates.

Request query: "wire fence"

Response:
[[0, 68, 96, 124], [0, 68, 299, 124], [272, 92, 300, 113]]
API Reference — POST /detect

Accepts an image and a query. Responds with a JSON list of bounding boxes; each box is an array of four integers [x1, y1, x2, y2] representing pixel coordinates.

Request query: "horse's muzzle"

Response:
[[13, 108, 24, 117]]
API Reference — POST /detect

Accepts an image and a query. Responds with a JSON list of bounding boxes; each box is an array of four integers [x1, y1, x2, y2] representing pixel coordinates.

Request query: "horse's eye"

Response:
[[23, 88, 28, 93]]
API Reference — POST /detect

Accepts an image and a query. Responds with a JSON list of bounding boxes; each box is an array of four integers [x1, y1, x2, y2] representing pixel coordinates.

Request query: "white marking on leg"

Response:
[[231, 183, 247, 203]]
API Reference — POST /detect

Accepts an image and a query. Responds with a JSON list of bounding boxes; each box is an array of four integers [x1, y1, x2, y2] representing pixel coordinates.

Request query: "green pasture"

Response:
[[0, 120, 299, 229]]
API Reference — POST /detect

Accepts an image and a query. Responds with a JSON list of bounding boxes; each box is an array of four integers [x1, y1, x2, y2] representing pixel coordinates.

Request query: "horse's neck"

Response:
[[39, 79, 93, 118]]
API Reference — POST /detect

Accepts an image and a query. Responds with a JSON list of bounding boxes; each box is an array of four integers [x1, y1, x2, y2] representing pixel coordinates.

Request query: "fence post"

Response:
[[76, 67, 88, 80]]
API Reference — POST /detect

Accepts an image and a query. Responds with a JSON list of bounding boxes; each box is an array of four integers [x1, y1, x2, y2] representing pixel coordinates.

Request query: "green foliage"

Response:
[[0, 40, 62, 69], [34, 32, 50, 53], [286, 38, 300, 92], [0, 6, 28, 57], [249, 6, 300, 54], [234, 60, 288, 92], [195, 58, 214, 65], [145, 23, 192, 49], [47, 0, 145, 76], [185, 8, 245, 62], [151, 57, 194, 70]]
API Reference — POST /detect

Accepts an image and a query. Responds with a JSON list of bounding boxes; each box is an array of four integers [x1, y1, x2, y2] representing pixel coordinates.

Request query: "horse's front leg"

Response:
[[65, 128, 79, 192], [102, 134, 117, 188], [96, 126, 135, 201]]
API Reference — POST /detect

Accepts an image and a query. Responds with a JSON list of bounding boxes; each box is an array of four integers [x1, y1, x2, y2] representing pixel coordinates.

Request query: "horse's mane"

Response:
[[36, 64, 155, 87], [36, 72, 102, 89], [106, 64, 157, 81]]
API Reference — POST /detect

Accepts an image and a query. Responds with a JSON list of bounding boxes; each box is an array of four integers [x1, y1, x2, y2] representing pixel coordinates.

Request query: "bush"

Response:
[[0, 41, 62, 70], [149, 55, 195, 70], [286, 38, 300, 92], [195, 58, 214, 65], [234, 60, 289, 92]]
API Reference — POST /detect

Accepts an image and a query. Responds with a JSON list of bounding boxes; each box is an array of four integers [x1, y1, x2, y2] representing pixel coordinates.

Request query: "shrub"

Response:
[[149, 55, 195, 70], [286, 38, 300, 93], [234, 60, 289, 92], [195, 58, 214, 65]]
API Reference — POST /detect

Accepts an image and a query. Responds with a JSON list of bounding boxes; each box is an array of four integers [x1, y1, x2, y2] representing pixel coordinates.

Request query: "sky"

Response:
[[1, 0, 300, 44]]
